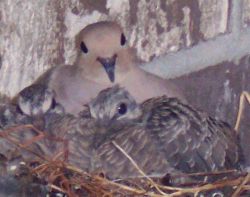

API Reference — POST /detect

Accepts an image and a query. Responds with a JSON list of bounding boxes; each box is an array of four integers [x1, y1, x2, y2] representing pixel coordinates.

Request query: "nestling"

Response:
[[88, 85, 242, 180]]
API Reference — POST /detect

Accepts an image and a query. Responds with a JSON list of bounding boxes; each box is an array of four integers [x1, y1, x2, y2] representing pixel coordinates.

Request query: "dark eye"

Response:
[[80, 41, 88, 53], [120, 33, 126, 46], [117, 103, 127, 115]]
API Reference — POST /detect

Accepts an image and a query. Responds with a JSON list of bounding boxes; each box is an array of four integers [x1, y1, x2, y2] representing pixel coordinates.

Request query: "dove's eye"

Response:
[[117, 103, 127, 115], [120, 33, 126, 46], [80, 41, 88, 53]]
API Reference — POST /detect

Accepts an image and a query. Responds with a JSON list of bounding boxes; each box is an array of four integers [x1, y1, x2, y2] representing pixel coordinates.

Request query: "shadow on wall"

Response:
[[172, 55, 250, 166]]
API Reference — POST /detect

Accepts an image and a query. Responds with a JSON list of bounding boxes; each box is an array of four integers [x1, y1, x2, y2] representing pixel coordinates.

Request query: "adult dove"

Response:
[[24, 21, 186, 115]]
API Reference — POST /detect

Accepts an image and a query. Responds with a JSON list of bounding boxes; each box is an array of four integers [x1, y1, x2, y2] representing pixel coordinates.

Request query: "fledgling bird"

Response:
[[21, 21, 186, 115], [14, 84, 97, 169], [15, 83, 65, 130], [0, 96, 32, 165], [0, 84, 64, 164], [1, 84, 96, 173], [87, 85, 242, 181], [2, 84, 241, 194], [27, 85, 241, 183], [17, 83, 56, 117], [0, 83, 64, 130]]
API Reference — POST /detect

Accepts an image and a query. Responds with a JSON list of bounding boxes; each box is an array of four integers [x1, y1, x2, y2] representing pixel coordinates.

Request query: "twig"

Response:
[[232, 173, 250, 197], [234, 91, 250, 132], [169, 176, 244, 196], [112, 140, 170, 196]]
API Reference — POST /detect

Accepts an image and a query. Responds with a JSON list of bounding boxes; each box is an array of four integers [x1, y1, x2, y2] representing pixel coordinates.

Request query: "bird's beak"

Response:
[[97, 54, 117, 83]]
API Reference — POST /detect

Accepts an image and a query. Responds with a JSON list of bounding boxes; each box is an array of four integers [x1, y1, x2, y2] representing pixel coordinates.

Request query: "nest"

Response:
[[0, 124, 249, 197], [0, 91, 249, 196]]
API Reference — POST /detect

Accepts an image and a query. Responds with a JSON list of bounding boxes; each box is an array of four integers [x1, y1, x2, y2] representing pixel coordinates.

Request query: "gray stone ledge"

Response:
[[141, 27, 250, 79]]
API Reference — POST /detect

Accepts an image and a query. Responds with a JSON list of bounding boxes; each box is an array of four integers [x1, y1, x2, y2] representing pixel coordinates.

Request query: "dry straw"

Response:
[[0, 91, 249, 196]]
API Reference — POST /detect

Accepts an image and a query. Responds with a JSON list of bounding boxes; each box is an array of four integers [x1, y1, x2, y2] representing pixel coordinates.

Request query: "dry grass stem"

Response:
[[0, 91, 249, 196], [234, 91, 250, 132]]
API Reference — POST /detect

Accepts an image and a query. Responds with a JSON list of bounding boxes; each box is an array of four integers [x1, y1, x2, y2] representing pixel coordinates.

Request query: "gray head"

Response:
[[17, 84, 64, 117], [16, 84, 65, 130], [18, 84, 54, 116], [88, 85, 142, 127]]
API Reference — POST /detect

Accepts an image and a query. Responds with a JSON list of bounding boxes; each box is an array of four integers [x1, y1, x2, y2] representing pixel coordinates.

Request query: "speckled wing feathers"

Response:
[[96, 126, 171, 178], [143, 96, 240, 174]]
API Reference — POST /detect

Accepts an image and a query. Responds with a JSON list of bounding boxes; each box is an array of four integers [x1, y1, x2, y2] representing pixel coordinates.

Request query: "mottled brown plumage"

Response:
[[0, 102, 32, 164], [0, 84, 95, 171], [0, 84, 64, 163], [27, 85, 241, 181], [45, 109, 97, 170], [2, 85, 241, 184], [87, 86, 242, 180]]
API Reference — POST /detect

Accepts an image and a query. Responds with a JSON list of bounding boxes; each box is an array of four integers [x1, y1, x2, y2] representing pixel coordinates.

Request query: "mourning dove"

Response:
[[1, 83, 63, 129], [16, 84, 65, 130], [15, 84, 96, 169], [87, 85, 242, 181], [24, 21, 185, 115], [0, 84, 64, 162], [3, 85, 241, 187], [20, 85, 240, 182]]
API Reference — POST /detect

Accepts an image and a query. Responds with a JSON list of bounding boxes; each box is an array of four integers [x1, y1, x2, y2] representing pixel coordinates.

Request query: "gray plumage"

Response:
[[1, 84, 241, 184], [17, 83, 59, 117], [87, 85, 242, 180], [0, 84, 64, 164], [16, 84, 96, 169], [25, 85, 241, 181], [16, 83, 64, 129]]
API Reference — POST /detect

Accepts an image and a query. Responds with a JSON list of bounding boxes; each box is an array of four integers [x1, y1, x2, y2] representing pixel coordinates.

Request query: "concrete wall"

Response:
[[1, 0, 249, 96]]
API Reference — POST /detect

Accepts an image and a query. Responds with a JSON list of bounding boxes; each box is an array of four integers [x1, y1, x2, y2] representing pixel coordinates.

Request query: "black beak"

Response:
[[97, 55, 117, 83]]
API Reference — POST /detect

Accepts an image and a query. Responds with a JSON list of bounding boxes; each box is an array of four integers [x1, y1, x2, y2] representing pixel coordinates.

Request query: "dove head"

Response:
[[16, 84, 65, 130], [17, 84, 64, 117], [18, 84, 55, 117], [75, 21, 134, 83], [88, 85, 142, 128]]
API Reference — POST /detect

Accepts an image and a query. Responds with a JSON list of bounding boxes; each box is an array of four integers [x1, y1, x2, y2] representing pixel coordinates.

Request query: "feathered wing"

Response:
[[143, 97, 240, 175], [45, 111, 96, 170], [95, 126, 173, 179]]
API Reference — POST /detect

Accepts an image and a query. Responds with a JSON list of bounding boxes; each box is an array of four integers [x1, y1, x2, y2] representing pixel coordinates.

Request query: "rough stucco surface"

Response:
[[198, 0, 228, 39], [243, 0, 250, 27], [0, 0, 67, 96], [0, 0, 230, 97]]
